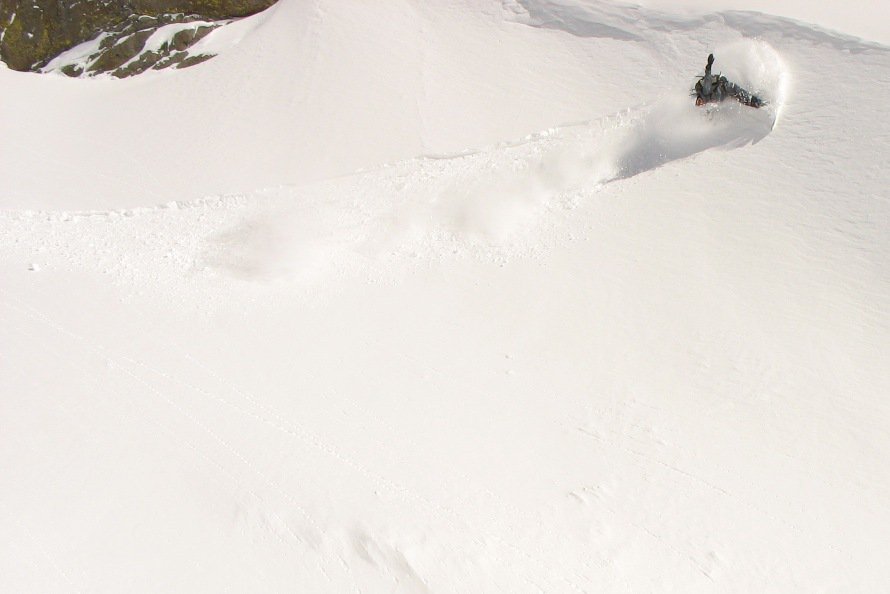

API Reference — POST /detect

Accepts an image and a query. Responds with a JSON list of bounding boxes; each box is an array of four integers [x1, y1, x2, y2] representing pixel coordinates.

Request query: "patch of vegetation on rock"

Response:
[[0, 0, 277, 73], [46, 13, 229, 78]]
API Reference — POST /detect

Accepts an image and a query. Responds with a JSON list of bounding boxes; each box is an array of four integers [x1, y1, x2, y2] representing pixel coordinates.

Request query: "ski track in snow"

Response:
[[1, 40, 785, 293]]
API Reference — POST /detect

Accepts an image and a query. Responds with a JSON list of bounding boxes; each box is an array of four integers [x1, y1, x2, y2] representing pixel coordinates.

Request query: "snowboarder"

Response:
[[694, 54, 764, 108]]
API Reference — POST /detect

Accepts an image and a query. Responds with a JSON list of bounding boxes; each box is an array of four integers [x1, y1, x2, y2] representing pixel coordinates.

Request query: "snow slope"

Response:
[[2, 0, 889, 592], [635, 0, 890, 45]]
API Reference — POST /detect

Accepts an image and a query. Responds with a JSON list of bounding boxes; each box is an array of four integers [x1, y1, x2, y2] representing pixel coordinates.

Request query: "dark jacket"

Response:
[[695, 54, 763, 107]]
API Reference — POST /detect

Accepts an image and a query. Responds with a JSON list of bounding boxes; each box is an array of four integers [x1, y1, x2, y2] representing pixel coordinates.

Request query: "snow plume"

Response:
[[199, 98, 788, 280], [435, 40, 789, 236], [419, 43, 786, 238], [194, 40, 789, 280], [199, 197, 360, 282], [599, 95, 769, 181], [709, 39, 790, 117]]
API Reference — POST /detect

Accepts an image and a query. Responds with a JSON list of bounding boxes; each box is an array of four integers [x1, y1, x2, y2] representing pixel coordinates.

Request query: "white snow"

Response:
[[141, 20, 220, 55], [0, 13, 9, 43], [635, 0, 890, 45], [40, 32, 111, 74], [1, 1, 889, 592]]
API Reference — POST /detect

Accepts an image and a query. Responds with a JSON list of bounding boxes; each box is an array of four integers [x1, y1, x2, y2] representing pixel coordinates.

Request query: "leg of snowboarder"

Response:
[[724, 81, 764, 107]]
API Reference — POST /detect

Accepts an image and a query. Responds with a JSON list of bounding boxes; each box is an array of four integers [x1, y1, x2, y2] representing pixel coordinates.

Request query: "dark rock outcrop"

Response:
[[0, 0, 277, 73], [40, 13, 228, 78]]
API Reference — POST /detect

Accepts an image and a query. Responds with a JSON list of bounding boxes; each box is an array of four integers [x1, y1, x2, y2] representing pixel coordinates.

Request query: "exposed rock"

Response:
[[26, 12, 233, 78], [88, 29, 155, 74], [171, 24, 214, 52], [152, 51, 191, 71], [111, 49, 164, 79], [175, 53, 215, 69], [60, 63, 83, 78], [0, 0, 277, 73]]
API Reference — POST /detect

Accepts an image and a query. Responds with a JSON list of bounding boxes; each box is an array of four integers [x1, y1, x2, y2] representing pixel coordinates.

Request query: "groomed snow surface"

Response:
[[2, 1, 889, 592]]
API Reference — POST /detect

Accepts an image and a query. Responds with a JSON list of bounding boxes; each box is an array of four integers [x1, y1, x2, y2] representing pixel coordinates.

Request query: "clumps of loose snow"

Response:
[[190, 40, 791, 282], [442, 40, 788, 232], [596, 94, 768, 182], [195, 42, 789, 283], [7, 39, 790, 287], [586, 40, 788, 182]]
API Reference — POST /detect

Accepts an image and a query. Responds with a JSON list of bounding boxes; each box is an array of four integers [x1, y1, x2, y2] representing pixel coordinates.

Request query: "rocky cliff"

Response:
[[0, 0, 277, 74]]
